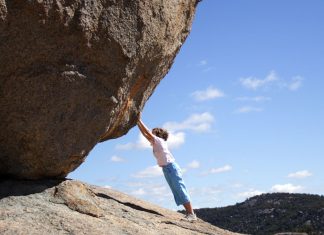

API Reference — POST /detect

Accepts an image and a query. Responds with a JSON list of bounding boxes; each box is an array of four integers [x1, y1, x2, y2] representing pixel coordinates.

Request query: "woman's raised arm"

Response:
[[137, 117, 154, 144]]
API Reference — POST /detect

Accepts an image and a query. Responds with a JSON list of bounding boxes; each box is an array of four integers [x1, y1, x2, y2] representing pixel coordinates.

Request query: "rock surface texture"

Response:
[[0, 179, 243, 235], [0, 0, 198, 179]]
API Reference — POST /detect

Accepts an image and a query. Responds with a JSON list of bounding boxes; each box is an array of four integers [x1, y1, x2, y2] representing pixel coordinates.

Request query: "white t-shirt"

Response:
[[151, 135, 175, 167]]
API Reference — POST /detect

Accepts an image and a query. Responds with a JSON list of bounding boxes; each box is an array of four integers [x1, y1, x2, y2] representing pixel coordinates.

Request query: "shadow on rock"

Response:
[[0, 178, 63, 199]]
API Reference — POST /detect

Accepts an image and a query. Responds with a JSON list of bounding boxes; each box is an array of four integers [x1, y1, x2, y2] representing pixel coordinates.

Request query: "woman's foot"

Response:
[[184, 213, 197, 222]]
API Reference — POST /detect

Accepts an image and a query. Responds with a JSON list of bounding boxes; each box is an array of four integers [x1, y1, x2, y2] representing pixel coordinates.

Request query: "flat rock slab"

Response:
[[0, 179, 244, 235]]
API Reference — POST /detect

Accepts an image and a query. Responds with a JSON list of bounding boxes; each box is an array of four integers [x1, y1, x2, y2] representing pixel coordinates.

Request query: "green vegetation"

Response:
[[193, 193, 324, 235]]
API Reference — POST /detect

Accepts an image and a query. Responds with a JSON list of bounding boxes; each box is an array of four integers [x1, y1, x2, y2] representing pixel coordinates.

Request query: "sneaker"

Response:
[[184, 213, 197, 222]]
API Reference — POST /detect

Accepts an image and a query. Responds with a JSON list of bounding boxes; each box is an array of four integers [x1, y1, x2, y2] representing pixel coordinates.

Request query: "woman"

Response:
[[137, 114, 197, 222]]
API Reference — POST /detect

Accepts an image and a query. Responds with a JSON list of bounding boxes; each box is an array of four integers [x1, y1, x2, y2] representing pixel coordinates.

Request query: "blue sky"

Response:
[[70, 0, 324, 210]]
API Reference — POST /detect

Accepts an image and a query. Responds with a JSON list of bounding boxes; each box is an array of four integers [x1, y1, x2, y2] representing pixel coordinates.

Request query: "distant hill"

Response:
[[193, 193, 324, 235]]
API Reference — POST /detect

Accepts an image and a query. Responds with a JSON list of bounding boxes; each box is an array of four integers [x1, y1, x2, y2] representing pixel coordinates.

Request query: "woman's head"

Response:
[[152, 128, 169, 141]]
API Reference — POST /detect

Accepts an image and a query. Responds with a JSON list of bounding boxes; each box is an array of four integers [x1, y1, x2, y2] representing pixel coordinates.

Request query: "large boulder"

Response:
[[0, 0, 199, 179]]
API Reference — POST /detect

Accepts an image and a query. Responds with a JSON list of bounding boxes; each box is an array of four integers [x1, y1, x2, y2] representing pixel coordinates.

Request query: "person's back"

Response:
[[151, 135, 175, 167]]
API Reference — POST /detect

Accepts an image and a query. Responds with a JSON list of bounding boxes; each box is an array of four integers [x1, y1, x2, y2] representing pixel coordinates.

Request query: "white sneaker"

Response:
[[184, 213, 197, 222]]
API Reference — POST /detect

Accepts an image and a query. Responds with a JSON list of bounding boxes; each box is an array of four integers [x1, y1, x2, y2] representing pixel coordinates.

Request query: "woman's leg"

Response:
[[183, 201, 197, 221], [183, 201, 194, 215], [163, 163, 192, 208]]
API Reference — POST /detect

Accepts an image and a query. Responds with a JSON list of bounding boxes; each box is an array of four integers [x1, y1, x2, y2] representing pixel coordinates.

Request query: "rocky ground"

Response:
[[0, 179, 243, 235]]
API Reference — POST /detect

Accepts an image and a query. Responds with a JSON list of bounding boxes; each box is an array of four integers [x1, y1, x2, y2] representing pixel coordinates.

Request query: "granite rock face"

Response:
[[0, 0, 199, 179], [0, 179, 243, 235]]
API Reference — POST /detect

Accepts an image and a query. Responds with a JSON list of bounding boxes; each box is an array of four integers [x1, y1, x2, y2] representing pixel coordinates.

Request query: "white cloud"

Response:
[[239, 71, 304, 92], [287, 76, 303, 91], [231, 183, 244, 188], [116, 134, 151, 150], [130, 188, 146, 196], [150, 185, 171, 196], [110, 155, 126, 162], [116, 130, 185, 151], [163, 112, 214, 133], [191, 86, 225, 101], [115, 142, 136, 150], [236, 96, 271, 102], [238, 190, 264, 198], [127, 182, 146, 187], [127, 183, 172, 199], [235, 106, 263, 114], [137, 134, 152, 149], [240, 70, 278, 90], [167, 131, 186, 149], [203, 165, 232, 175], [288, 170, 312, 179], [103, 185, 112, 189], [132, 165, 163, 178], [116, 143, 136, 150], [189, 186, 222, 197], [210, 165, 232, 173], [187, 160, 200, 169], [199, 60, 208, 66], [116, 113, 213, 151], [271, 183, 303, 193]]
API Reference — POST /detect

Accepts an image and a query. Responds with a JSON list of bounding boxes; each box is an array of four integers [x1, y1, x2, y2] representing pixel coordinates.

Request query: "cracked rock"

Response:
[[51, 180, 104, 218], [0, 179, 243, 235]]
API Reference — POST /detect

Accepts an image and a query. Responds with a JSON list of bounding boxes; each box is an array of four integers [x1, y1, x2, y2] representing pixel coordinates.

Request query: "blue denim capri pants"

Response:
[[162, 162, 191, 206]]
